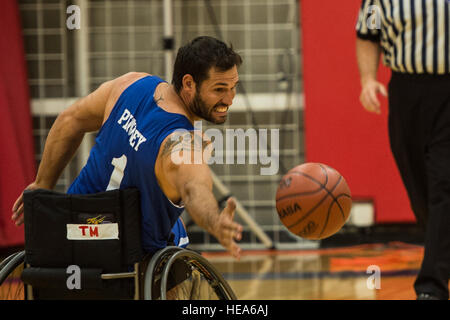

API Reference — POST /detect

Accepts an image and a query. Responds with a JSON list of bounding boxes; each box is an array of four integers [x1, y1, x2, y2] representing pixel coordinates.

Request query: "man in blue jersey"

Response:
[[11, 36, 243, 259]]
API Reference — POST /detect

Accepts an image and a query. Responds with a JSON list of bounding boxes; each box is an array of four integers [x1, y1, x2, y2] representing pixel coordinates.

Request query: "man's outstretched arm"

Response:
[[159, 132, 243, 259], [11, 79, 113, 225], [11, 72, 149, 226]]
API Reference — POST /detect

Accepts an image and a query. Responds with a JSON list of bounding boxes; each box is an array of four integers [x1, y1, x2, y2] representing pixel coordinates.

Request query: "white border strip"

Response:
[[31, 98, 78, 115], [31, 93, 304, 116]]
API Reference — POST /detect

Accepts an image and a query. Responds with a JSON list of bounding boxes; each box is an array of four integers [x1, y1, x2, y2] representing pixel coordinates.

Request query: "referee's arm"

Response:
[[357, 39, 387, 114], [355, 0, 388, 114]]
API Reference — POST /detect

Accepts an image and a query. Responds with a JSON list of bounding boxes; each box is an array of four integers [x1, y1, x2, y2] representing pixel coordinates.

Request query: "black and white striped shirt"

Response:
[[356, 0, 450, 74]]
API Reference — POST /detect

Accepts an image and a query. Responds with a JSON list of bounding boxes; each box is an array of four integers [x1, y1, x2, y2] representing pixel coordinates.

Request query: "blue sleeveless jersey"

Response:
[[67, 75, 193, 252]]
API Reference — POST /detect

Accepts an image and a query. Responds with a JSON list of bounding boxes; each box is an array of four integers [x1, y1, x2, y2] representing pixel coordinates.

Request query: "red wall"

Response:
[[300, 0, 415, 223], [0, 0, 35, 248]]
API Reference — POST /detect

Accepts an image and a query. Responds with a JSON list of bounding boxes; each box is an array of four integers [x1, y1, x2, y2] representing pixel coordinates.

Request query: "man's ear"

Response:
[[182, 74, 196, 94]]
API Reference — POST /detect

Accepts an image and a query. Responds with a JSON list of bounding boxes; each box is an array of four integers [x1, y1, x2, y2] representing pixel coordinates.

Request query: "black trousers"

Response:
[[388, 72, 450, 299]]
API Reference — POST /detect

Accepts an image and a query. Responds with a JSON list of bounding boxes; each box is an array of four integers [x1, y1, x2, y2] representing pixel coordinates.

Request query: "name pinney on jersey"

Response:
[[117, 108, 148, 151]]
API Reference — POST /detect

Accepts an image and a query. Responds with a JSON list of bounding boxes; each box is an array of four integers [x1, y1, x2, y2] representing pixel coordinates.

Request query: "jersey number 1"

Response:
[[106, 154, 127, 190]]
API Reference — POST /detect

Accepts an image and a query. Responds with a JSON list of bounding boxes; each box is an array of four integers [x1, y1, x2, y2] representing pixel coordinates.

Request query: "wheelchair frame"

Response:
[[1, 189, 237, 300], [0, 247, 236, 300]]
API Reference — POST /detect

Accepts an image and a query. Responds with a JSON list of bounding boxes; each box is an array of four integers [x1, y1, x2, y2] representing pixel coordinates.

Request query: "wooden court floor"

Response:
[[2, 242, 447, 300], [203, 242, 430, 300]]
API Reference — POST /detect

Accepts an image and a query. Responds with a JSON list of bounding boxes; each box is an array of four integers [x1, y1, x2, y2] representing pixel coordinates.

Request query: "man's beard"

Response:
[[190, 92, 228, 124]]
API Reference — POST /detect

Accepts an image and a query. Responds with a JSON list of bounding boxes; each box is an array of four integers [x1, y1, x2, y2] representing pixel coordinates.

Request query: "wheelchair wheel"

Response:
[[143, 247, 237, 300], [160, 249, 237, 300], [0, 251, 25, 300], [0, 251, 20, 270], [143, 246, 184, 300]]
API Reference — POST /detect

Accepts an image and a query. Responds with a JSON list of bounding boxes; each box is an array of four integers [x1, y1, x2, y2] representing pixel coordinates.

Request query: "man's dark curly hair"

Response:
[[172, 36, 242, 93]]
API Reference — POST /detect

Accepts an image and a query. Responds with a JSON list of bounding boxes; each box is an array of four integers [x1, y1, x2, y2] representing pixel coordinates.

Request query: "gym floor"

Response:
[[0, 241, 439, 300], [204, 242, 425, 300]]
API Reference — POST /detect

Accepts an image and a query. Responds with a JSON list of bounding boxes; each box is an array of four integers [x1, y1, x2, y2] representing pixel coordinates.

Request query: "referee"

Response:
[[356, 0, 450, 299]]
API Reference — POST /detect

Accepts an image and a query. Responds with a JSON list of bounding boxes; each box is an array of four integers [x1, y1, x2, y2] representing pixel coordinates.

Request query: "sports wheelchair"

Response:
[[0, 188, 236, 300]]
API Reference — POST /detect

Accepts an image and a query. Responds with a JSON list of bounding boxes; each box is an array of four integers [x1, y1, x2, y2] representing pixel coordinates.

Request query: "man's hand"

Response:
[[11, 182, 43, 226], [213, 197, 243, 260], [359, 78, 388, 114], [356, 38, 386, 114]]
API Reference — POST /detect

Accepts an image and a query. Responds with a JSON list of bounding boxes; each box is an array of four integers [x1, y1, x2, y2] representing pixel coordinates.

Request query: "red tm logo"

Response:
[[78, 225, 99, 237]]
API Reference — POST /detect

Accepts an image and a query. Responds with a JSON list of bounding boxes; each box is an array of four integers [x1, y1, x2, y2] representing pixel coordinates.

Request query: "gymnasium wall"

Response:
[[0, 0, 35, 248], [300, 0, 415, 223]]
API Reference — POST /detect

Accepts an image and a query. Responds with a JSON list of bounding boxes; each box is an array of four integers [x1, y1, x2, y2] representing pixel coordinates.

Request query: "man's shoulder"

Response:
[[104, 72, 154, 120], [114, 72, 152, 89]]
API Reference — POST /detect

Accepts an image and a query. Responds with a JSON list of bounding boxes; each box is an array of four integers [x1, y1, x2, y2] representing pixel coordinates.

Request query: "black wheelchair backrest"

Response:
[[21, 188, 144, 299]]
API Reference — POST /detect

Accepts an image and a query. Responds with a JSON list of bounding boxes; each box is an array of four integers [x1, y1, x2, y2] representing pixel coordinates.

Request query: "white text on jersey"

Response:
[[117, 108, 147, 151]]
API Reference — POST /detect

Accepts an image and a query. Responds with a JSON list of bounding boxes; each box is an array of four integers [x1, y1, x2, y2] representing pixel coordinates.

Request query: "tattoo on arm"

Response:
[[161, 132, 212, 159], [161, 136, 182, 157]]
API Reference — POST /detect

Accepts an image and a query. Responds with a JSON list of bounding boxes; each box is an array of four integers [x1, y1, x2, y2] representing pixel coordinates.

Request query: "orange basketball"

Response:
[[275, 163, 352, 240]]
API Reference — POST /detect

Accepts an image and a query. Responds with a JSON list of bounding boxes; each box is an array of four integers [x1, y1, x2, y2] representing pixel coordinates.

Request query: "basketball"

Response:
[[275, 163, 352, 240]]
